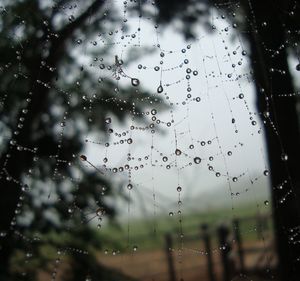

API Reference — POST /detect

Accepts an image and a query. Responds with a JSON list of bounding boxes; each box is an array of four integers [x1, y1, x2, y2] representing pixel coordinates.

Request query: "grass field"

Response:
[[97, 203, 275, 281], [34, 203, 274, 281], [98, 203, 272, 252]]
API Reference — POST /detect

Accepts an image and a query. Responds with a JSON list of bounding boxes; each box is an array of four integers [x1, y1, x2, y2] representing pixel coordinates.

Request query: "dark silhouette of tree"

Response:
[[0, 1, 161, 279], [150, 0, 300, 280]]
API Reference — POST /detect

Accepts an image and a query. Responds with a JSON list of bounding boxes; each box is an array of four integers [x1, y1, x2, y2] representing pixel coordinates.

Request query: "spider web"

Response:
[[0, 0, 299, 280]]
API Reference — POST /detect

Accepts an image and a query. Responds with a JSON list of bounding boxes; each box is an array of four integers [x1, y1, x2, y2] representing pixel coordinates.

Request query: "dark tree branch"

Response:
[[58, 0, 106, 41]]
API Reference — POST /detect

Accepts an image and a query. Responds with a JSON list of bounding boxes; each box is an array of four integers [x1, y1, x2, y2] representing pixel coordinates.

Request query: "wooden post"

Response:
[[201, 223, 216, 281], [233, 219, 245, 273], [256, 215, 262, 239], [218, 225, 231, 281], [165, 233, 176, 281]]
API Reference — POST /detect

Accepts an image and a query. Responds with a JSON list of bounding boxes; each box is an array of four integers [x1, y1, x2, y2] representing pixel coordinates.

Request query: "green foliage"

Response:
[[10, 227, 136, 280], [151, 0, 300, 58]]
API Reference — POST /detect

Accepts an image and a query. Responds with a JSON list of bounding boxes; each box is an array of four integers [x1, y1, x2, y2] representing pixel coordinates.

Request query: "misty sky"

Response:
[[80, 1, 271, 218]]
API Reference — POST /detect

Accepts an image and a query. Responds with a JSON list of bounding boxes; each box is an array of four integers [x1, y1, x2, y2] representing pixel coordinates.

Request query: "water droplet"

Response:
[[264, 200, 269, 206], [133, 245, 138, 251], [194, 157, 201, 164], [80, 155, 87, 161], [169, 212, 174, 217], [162, 156, 168, 162], [69, 15, 75, 22], [26, 252, 32, 258], [281, 153, 288, 161], [175, 149, 182, 156], [105, 117, 111, 124], [131, 78, 140, 87], [151, 109, 157, 115], [177, 186, 182, 192], [296, 63, 300, 71], [127, 138, 133, 144], [157, 85, 163, 93], [263, 170, 269, 176], [233, 177, 238, 182], [127, 183, 133, 190], [96, 208, 103, 216]]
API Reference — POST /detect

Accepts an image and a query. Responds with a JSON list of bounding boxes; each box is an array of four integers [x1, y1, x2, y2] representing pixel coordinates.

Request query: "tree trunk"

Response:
[[0, 2, 107, 277], [0, 62, 55, 278], [0, 35, 65, 276], [246, 0, 300, 280]]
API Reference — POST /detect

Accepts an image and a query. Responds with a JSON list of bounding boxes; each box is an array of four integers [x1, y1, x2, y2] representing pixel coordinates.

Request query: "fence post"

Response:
[[233, 219, 245, 273], [256, 215, 262, 239], [201, 223, 216, 281], [218, 224, 231, 281], [165, 233, 176, 281]]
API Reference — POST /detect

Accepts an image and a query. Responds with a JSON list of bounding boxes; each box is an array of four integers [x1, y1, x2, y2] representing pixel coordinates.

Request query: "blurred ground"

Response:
[[36, 206, 276, 281], [97, 240, 277, 281]]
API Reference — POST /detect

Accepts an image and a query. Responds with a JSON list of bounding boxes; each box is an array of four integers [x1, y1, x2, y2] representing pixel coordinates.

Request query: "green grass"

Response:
[[98, 203, 272, 252]]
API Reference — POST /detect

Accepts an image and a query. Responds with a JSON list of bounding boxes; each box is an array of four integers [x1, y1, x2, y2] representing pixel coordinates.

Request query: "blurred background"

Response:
[[0, 0, 300, 281]]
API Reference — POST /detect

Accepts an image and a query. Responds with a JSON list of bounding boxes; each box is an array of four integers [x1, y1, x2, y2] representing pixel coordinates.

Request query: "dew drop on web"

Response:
[[131, 78, 140, 86], [157, 84, 163, 93]]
